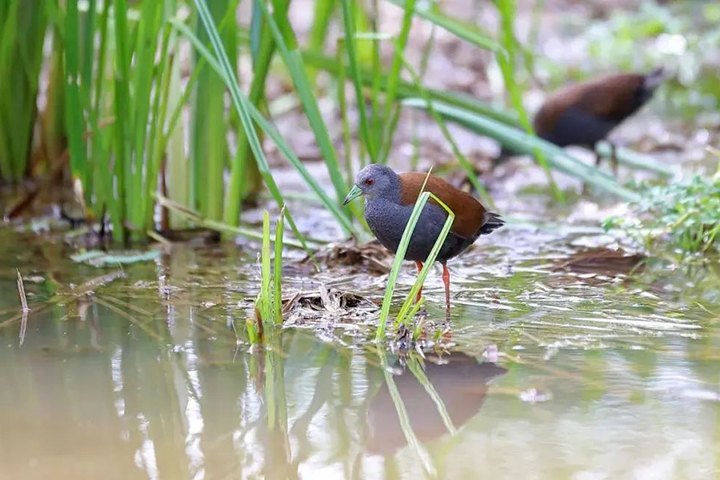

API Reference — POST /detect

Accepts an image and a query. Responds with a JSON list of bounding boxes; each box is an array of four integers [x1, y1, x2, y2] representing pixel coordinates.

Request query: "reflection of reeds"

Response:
[[377, 347, 437, 477], [405, 356, 456, 435], [16, 270, 29, 312], [16, 269, 29, 345]]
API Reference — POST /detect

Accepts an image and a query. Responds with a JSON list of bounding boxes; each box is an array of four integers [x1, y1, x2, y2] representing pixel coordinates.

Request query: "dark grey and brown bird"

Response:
[[532, 68, 665, 172], [343, 164, 504, 318]]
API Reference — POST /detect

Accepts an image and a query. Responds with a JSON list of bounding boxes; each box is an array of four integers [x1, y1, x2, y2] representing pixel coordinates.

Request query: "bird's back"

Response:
[[399, 172, 491, 239]]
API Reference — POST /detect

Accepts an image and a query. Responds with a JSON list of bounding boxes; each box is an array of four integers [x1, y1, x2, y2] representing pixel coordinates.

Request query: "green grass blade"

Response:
[[273, 210, 285, 324], [376, 189, 454, 340], [339, 0, 377, 162], [191, 0, 234, 220], [393, 45, 493, 206], [64, 0, 88, 192], [495, 0, 560, 200], [255, 0, 350, 207], [173, 17, 358, 238], [156, 194, 317, 250], [0, 1, 22, 181], [113, 0, 132, 241], [301, 49, 520, 127], [386, 0, 503, 53], [226, 0, 282, 226], [393, 193, 454, 328], [194, 0, 315, 258], [261, 211, 272, 326], [378, 0, 417, 156], [309, 0, 336, 52]]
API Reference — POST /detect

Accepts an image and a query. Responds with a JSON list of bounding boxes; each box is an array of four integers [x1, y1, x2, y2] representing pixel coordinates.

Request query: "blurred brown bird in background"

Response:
[[532, 68, 666, 173]]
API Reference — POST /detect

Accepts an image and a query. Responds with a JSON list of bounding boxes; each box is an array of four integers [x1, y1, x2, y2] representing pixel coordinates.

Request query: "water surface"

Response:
[[1, 225, 719, 479]]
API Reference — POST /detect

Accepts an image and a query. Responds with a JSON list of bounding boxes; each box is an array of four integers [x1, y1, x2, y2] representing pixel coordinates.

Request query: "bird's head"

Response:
[[343, 164, 398, 205]]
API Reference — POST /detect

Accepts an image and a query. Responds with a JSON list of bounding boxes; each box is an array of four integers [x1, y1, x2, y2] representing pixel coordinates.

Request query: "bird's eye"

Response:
[[364, 178, 374, 186]]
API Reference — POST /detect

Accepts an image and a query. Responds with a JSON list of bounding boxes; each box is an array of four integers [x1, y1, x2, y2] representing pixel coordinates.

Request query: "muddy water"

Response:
[[1, 225, 719, 480]]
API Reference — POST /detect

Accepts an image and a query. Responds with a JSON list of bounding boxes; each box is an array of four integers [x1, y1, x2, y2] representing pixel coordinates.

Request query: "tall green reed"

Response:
[[495, 0, 560, 200], [57, 0, 184, 241], [191, 0, 237, 221], [0, 1, 47, 183]]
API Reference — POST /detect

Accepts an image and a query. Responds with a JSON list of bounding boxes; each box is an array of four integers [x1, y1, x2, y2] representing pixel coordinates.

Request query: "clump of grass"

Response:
[[247, 210, 286, 344], [604, 173, 720, 259], [375, 173, 455, 341]]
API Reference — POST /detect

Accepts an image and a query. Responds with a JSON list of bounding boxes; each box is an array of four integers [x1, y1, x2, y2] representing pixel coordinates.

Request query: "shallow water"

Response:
[[1, 225, 719, 480]]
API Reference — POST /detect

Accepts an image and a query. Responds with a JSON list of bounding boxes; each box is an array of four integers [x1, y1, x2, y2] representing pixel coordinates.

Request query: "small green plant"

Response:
[[604, 174, 720, 259], [247, 210, 286, 344]]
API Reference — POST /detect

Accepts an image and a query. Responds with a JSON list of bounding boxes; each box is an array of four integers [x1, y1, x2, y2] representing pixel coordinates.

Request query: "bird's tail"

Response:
[[643, 67, 666, 93], [479, 212, 505, 235]]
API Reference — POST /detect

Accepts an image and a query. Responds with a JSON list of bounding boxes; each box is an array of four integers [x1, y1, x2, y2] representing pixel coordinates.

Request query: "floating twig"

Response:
[[16, 270, 29, 346]]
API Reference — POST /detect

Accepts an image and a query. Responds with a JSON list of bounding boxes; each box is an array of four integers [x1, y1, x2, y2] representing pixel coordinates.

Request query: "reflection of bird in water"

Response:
[[366, 352, 506, 454]]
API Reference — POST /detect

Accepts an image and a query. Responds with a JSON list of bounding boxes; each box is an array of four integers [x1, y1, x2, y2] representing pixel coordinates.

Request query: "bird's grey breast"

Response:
[[365, 197, 448, 260]]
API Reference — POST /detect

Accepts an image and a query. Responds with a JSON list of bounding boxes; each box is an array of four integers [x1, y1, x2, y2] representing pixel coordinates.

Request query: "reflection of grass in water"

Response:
[[376, 347, 437, 477]]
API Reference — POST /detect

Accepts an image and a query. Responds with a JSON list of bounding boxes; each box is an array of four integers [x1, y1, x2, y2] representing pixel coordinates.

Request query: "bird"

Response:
[[459, 69, 665, 192], [531, 68, 666, 174], [343, 164, 504, 318]]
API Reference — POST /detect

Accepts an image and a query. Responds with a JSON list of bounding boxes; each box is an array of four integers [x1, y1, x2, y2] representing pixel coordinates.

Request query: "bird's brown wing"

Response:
[[534, 73, 645, 134], [399, 172, 487, 238]]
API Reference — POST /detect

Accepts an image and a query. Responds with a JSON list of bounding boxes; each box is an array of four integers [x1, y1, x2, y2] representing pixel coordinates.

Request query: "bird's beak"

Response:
[[343, 185, 363, 205]]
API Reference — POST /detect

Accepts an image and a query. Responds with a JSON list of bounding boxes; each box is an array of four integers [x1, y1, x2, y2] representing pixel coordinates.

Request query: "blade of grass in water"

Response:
[[156, 194, 317, 250], [376, 187, 454, 341], [194, 0, 314, 256], [191, 0, 235, 220], [337, 39, 354, 186], [261, 211, 272, 326], [368, 0, 383, 161], [274, 210, 285, 325], [393, 192, 454, 328], [340, 0, 377, 162], [129, 0, 163, 232], [309, 0, 336, 53], [0, 1, 47, 183], [112, 0, 132, 241], [64, 0, 88, 195], [227, 0, 284, 226]]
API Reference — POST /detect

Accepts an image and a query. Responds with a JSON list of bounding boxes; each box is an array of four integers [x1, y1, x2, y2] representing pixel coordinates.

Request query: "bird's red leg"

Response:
[[414, 261, 423, 303], [442, 263, 451, 319]]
